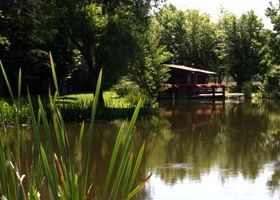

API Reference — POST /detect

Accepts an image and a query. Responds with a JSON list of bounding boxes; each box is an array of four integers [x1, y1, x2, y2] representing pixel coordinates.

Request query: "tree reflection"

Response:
[[63, 100, 280, 199], [135, 100, 280, 193]]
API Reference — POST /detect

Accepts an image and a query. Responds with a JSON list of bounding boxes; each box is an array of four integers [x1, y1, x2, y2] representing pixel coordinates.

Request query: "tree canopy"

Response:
[[0, 0, 278, 96]]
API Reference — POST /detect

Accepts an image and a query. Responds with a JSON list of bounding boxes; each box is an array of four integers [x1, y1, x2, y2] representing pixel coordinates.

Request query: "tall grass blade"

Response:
[[17, 68, 22, 100], [102, 124, 125, 198], [107, 99, 142, 200], [120, 154, 133, 200], [27, 89, 41, 151], [81, 69, 103, 199], [40, 145, 59, 200], [127, 143, 146, 194], [0, 60, 15, 102], [37, 97, 52, 149], [127, 180, 147, 200], [49, 52, 59, 97], [0, 146, 11, 200], [88, 68, 102, 134]]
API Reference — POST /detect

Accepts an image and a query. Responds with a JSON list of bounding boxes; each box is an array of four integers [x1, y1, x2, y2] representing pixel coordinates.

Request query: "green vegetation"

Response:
[[261, 66, 280, 98], [241, 82, 253, 99], [2, 1, 280, 199], [0, 54, 147, 199], [0, 91, 153, 124], [0, 0, 168, 102], [2, 1, 280, 99]]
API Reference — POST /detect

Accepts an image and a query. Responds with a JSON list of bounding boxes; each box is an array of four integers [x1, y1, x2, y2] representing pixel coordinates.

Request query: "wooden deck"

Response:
[[160, 83, 226, 99], [225, 93, 244, 101]]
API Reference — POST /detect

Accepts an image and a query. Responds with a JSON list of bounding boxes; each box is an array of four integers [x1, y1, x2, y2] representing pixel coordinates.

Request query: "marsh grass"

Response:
[[0, 54, 148, 200]]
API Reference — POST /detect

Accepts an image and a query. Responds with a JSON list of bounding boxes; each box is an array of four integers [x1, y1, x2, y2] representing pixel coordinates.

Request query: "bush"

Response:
[[241, 82, 252, 99], [261, 66, 280, 98], [0, 99, 30, 125], [124, 91, 157, 112], [112, 76, 140, 97]]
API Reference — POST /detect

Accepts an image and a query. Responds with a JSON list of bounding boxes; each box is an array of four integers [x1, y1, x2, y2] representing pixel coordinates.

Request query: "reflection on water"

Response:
[[134, 100, 280, 200], [5, 100, 280, 199], [80, 100, 280, 199]]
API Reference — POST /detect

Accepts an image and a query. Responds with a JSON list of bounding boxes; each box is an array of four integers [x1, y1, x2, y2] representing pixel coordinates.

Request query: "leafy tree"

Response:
[[154, 5, 218, 71], [218, 11, 267, 90], [1, 0, 168, 101], [0, 10, 9, 48], [261, 65, 280, 98], [154, 5, 188, 64], [266, 1, 280, 65], [0, 0, 49, 95], [130, 19, 172, 97], [42, 0, 165, 105]]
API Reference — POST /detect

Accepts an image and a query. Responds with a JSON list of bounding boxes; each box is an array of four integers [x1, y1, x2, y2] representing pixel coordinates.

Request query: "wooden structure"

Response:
[[161, 64, 225, 99]]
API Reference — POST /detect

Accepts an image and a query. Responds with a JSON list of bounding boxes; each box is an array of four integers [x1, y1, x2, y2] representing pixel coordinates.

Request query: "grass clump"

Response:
[[0, 54, 148, 200], [0, 99, 31, 126]]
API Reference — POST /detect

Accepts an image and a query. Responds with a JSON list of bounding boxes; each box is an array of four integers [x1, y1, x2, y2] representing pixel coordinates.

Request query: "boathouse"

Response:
[[161, 64, 225, 99]]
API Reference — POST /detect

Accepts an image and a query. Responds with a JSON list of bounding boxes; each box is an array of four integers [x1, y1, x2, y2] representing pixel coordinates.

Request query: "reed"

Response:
[[0, 54, 148, 200]]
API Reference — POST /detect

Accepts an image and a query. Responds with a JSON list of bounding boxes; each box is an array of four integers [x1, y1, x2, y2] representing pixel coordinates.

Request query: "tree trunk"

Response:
[[236, 80, 243, 92], [80, 46, 105, 109]]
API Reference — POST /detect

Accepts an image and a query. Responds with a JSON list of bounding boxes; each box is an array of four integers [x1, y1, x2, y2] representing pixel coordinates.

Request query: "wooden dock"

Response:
[[225, 93, 244, 101], [160, 83, 226, 99]]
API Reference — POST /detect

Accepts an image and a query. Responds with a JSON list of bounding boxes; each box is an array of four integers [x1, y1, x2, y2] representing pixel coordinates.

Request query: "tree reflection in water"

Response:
[[5, 100, 279, 199], [133, 100, 280, 199]]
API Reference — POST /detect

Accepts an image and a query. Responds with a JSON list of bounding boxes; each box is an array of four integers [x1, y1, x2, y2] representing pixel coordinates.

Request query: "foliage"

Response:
[[1, 0, 166, 100], [241, 82, 252, 99], [0, 0, 49, 95], [0, 99, 30, 126], [0, 54, 148, 199], [129, 18, 172, 97], [266, 2, 280, 65], [154, 5, 219, 71], [0, 10, 10, 48], [218, 11, 269, 90], [261, 66, 280, 98], [112, 76, 140, 97]]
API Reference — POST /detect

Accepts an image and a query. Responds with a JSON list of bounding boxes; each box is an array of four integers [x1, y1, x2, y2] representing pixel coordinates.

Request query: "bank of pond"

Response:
[[0, 91, 156, 126]]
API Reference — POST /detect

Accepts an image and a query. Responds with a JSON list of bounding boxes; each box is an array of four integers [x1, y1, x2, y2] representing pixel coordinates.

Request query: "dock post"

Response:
[[222, 85, 225, 98], [212, 86, 215, 98]]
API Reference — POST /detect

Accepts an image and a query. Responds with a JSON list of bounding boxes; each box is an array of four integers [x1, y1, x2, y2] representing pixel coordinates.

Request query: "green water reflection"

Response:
[[135, 100, 280, 200], [76, 100, 280, 199], [3, 100, 280, 199]]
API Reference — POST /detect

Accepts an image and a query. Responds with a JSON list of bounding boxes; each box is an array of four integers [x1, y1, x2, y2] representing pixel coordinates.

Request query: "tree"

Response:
[[129, 19, 172, 97], [154, 5, 219, 71], [0, 0, 49, 95], [218, 11, 266, 89], [266, 1, 280, 65], [1, 0, 167, 100], [41, 0, 165, 105], [0, 10, 10, 48]]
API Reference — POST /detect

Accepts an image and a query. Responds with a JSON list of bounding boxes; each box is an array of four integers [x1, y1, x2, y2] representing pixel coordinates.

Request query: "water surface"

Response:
[[86, 100, 280, 200], [3, 100, 280, 199]]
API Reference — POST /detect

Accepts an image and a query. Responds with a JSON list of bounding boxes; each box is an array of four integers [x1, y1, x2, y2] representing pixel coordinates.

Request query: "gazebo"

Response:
[[161, 64, 225, 99]]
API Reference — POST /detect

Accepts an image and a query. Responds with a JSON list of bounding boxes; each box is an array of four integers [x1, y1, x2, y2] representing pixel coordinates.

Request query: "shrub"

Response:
[[261, 66, 280, 98], [112, 76, 140, 97], [241, 82, 252, 99]]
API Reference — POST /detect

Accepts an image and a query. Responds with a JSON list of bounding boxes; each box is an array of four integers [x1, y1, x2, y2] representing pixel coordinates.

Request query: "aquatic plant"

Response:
[[0, 54, 148, 200]]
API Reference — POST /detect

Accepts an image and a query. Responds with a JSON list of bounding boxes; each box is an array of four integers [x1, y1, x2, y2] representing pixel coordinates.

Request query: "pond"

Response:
[[6, 100, 280, 199], [82, 100, 280, 200]]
